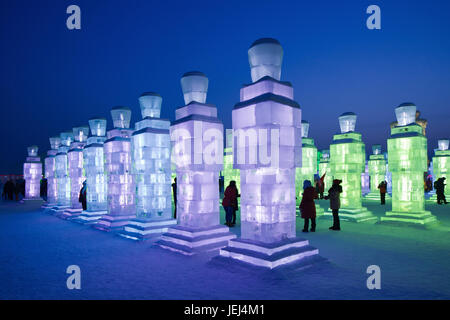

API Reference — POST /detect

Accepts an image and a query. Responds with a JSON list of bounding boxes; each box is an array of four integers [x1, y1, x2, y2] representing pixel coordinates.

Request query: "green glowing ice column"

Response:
[[223, 129, 240, 190], [319, 149, 332, 192], [381, 103, 437, 226], [365, 144, 390, 200], [295, 121, 323, 216], [428, 140, 450, 201], [325, 112, 376, 222]]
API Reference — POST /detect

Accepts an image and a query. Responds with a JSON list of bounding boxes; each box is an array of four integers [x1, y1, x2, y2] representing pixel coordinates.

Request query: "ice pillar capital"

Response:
[[372, 144, 382, 155], [438, 139, 449, 151], [339, 112, 357, 133], [111, 106, 132, 129], [60, 131, 74, 147], [27, 145, 38, 157], [139, 92, 162, 118], [395, 103, 416, 126], [248, 38, 283, 82], [73, 126, 89, 142], [88, 117, 107, 137], [49, 137, 61, 150], [181, 71, 208, 105]]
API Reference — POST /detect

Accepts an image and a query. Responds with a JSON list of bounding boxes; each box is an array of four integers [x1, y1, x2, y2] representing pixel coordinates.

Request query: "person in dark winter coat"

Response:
[[79, 180, 87, 211], [172, 177, 177, 219], [377, 180, 387, 205], [326, 179, 342, 230], [435, 177, 448, 204], [299, 180, 317, 232], [40, 177, 48, 201], [4, 178, 15, 200], [222, 181, 239, 227]]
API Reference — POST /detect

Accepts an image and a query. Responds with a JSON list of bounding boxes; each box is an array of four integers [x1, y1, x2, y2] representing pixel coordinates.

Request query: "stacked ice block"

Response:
[[365, 145, 390, 200], [319, 150, 333, 193], [119, 92, 176, 240], [53, 131, 74, 213], [74, 117, 108, 224], [223, 129, 240, 190], [94, 107, 136, 231], [42, 137, 61, 209], [324, 112, 376, 222], [60, 126, 89, 219], [217, 38, 322, 269], [157, 72, 235, 254], [23, 145, 42, 200], [381, 103, 437, 226]]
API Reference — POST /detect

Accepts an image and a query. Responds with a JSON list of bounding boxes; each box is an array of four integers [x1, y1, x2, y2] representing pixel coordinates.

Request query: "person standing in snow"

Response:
[[78, 180, 87, 210], [435, 177, 448, 205], [172, 177, 177, 219], [299, 180, 317, 232], [40, 177, 48, 201], [377, 180, 387, 205], [326, 179, 342, 231], [222, 180, 238, 227]]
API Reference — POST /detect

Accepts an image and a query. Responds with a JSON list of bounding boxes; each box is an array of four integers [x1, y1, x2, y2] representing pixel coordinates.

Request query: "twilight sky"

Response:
[[1, 0, 449, 174]]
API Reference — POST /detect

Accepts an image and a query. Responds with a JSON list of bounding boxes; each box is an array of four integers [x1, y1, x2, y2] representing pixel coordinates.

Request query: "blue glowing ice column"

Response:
[[42, 137, 61, 209], [381, 103, 437, 226], [53, 132, 74, 213], [365, 145, 390, 200], [95, 107, 136, 231], [157, 72, 235, 254], [319, 150, 332, 192], [428, 139, 450, 201], [23, 146, 42, 201], [75, 117, 108, 224], [218, 38, 322, 269], [324, 112, 376, 222], [119, 92, 176, 240], [61, 126, 90, 219]]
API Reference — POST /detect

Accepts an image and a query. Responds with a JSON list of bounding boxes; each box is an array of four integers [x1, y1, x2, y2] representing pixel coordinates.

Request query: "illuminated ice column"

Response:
[[223, 129, 240, 190], [157, 72, 235, 255], [60, 126, 89, 219], [218, 38, 321, 269], [325, 112, 376, 222], [381, 103, 437, 226], [119, 92, 176, 240], [95, 107, 136, 232], [428, 139, 450, 201], [365, 144, 390, 200], [42, 137, 61, 209], [23, 146, 42, 200], [53, 131, 74, 213], [74, 117, 108, 224], [319, 149, 333, 192]]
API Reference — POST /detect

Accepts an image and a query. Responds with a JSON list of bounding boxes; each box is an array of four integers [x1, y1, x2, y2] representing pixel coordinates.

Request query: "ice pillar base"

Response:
[[216, 237, 322, 270], [59, 208, 83, 220], [72, 210, 108, 225], [119, 218, 177, 241], [323, 207, 378, 223], [156, 225, 236, 255], [380, 210, 437, 228], [93, 214, 136, 232], [364, 191, 391, 201]]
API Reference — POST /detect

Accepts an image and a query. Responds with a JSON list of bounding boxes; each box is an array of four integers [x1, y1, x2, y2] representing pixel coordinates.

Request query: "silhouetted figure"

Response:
[[14, 179, 21, 201], [435, 177, 448, 205], [326, 179, 342, 231], [4, 178, 14, 200], [172, 177, 177, 219], [318, 173, 326, 199], [378, 180, 387, 205], [79, 180, 87, 210], [300, 180, 317, 232], [426, 177, 433, 193], [222, 180, 238, 227], [40, 177, 48, 201]]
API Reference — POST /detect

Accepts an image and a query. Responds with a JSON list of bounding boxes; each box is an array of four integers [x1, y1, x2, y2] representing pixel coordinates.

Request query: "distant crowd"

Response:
[[0, 176, 25, 201]]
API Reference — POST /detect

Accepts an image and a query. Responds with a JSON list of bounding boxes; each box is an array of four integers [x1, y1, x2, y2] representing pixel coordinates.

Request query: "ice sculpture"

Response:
[[53, 131, 74, 213], [223, 129, 240, 190], [157, 72, 235, 255], [319, 150, 333, 192], [119, 92, 176, 240], [94, 107, 136, 231], [324, 112, 376, 222], [42, 137, 61, 210], [217, 38, 322, 269], [74, 117, 108, 224], [295, 120, 323, 216], [60, 126, 89, 219], [381, 103, 437, 226], [23, 145, 42, 200], [365, 145, 390, 200], [427, 139, 450, 202]]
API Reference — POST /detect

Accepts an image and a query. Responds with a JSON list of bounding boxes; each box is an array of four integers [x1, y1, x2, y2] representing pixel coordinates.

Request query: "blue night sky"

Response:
[[1, 0, 449, 174]]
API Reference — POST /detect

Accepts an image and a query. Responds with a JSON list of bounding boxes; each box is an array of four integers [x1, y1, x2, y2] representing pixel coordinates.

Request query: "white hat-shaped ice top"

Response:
[[27, 145, 38, 157], [321, 149, 330, 159], [73, 126, 90, 142], [49, 136, 61, 150], [248, 38, 283, 82], [111, 106, 132, 129], [88, 117, 107, 137], [339, 112, 357, 133], [60, 131, 74, 147], [301, 120, 310, 138], [372, 144, 382, 155], [395, 103, 416, 126], [180, 71, 208, 105], [438, 139, 449, 151], [139, 92, 162, 119]]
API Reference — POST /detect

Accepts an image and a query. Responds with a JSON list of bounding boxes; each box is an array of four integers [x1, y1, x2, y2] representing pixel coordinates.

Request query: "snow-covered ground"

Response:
[[0, 198, 449, 300]]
